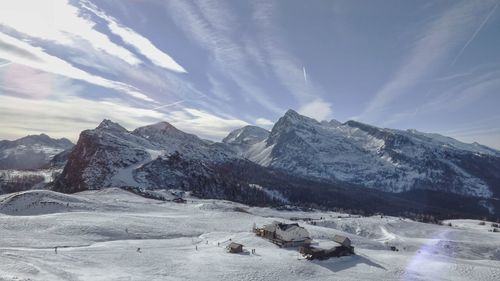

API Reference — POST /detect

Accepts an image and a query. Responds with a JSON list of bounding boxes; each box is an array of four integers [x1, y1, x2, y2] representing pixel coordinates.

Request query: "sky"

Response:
[[0, 0, 499, 149]]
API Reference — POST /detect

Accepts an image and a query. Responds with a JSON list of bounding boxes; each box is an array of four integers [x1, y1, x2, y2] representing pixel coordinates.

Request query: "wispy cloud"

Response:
[[80, 0, 186, 73], [0, 0, 192, 106], [168, 107, 249, 140], [298, 98, 332, 121], [162, 0, 333, 121], [360, 1, 496, 122], [0, 0, 273, 141], [0, 74, 249, 142], [0, 0, 140, 65], [450, 0, 499, 66], [382, 68, 500, 127], [0, 86, 163, 141], [255, 118, 274, 127], [443, 125, 500, 150], [163, 0, 284, 115], [152, 100, 185, 110], [251, 1, 333, 116], [0, 31, 154, 102]]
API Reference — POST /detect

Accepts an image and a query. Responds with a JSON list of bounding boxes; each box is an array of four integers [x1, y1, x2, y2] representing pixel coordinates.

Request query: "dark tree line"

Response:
[[0, 174, 45, 194]]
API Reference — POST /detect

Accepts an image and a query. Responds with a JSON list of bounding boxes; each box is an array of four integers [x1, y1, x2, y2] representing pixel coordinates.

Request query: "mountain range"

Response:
[[45, 110, 500, 219], [0, 134, 73, 170], [227, 110, 499, 197]]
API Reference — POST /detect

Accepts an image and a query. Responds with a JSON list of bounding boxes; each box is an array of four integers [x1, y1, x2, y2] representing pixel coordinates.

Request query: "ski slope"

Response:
[[0, 189, 499, 280]]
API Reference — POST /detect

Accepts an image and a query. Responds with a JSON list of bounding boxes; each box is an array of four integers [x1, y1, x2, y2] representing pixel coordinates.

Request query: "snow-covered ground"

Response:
[[0, 169, 61, 183], [0, 189, 499, 281]]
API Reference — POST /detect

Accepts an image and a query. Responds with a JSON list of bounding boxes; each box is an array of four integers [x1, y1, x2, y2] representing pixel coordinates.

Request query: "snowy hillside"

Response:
[[0, 134, 73, 170], [223, 125, 269, 145], [230, 110, 500, 198], [0, 189, 499, 280]]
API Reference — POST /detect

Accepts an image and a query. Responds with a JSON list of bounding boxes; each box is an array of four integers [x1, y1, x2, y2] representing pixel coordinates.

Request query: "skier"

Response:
[[137, 247, 141, 253], [54, 246, 58, 254]]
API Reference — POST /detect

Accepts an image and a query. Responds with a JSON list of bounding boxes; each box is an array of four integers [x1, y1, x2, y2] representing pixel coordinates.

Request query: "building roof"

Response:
[[333, 235, 351, 246], [227, 242, 243, 249], [262, 224, 277, 231], [277, 223, 300, 231]]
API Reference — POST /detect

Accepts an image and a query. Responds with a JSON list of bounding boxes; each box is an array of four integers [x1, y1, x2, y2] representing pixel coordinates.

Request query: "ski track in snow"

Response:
[[110, 149, 163, 187], [0, 189, 499, 281]]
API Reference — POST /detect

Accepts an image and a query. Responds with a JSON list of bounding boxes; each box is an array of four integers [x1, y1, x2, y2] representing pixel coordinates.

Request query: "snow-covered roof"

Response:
[[227, 242, 243, 249], [277, 223, 300, 231], [333, 235, 351, 247]]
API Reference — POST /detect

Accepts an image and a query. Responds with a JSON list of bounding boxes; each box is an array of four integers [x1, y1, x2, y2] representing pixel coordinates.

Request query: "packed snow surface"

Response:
[[0, 189, 499, 280]]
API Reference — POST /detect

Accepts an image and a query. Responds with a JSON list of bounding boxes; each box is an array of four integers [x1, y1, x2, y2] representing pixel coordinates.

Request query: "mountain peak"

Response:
[[96, 119, 127, 131], [133, 121, 184, 137], [14, 133, 73, 147], [322, 119, 342, 127], [283, 109, 318, 123], [132, 121, 205, 147], [223, 125, 270, 145], [146, 121, 177, 131], [284, 109, 300, 117]]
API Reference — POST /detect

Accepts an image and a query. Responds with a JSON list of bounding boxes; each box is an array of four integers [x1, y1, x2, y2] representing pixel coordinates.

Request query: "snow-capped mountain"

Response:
[[0, 134, 73, 170], [53, 120, 237, 193], [52, 112, 500, 218], [231, 110, 500, 198], [223, 125, 270, 158], [223, 125, 270, 147]]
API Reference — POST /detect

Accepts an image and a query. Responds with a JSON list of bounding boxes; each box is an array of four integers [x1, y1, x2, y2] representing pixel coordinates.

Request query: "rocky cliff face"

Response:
[[53, 120, 234, 193], [52, 112, 500, 218]]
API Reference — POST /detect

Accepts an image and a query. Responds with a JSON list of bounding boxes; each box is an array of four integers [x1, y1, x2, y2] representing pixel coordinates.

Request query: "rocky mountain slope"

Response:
[[52, 111, 500, 218], [227, 110, 500, 199], [54, 120, 231, 191], [52, 120, 276, 206], [0, 134, 73, 170]]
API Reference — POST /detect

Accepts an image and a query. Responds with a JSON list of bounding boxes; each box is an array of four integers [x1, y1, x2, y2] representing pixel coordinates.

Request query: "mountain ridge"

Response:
[[0, 134, 74, 170], [50, 111, 500, 218], [230, 110, 499, 198]]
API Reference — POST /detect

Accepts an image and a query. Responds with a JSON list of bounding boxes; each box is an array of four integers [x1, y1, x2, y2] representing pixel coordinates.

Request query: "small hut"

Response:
[[299, 234, 354, 260], [333, 235, 351, 248], [299, 244, 354, 260], [255, 222, 311, 247], [227, 242, 243, 253], [173, 197, 187, 203]]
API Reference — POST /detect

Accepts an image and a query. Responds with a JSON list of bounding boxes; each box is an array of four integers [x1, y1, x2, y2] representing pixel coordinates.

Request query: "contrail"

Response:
[[303, 66, 307, 83], [450, 1, 499, 66], [153, 100, 184, 110], [152, 93, 208, 111]]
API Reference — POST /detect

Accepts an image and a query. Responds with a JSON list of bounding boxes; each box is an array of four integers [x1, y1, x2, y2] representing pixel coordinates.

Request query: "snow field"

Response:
[[0, 189, 499, 280]]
